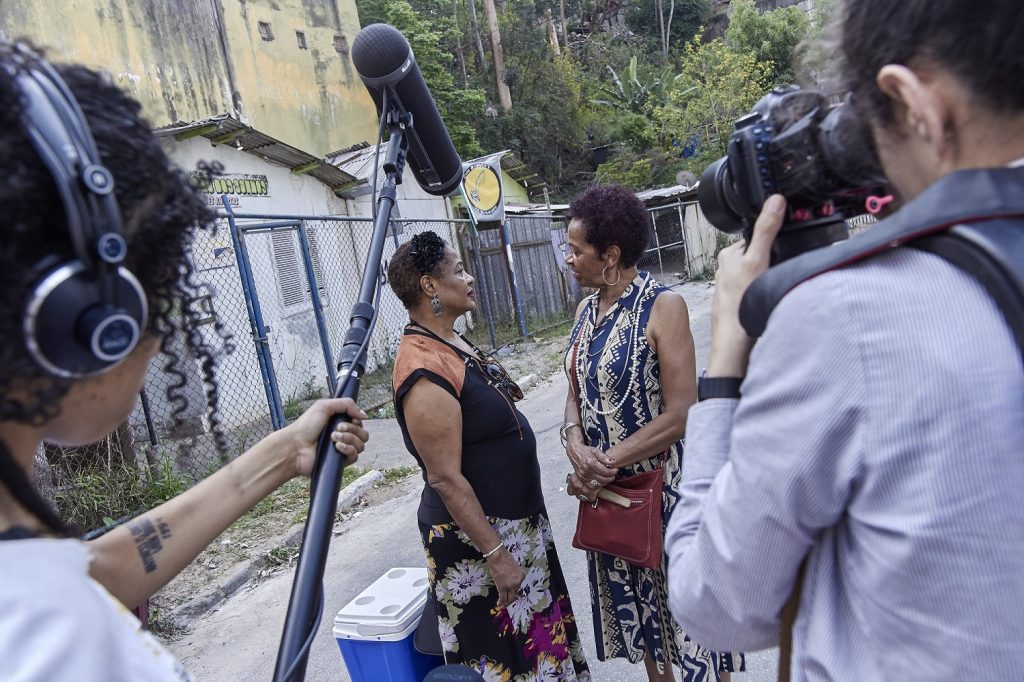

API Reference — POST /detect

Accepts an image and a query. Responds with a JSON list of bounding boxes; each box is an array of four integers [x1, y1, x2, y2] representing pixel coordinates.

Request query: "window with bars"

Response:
[[271, 228, 327, 313]]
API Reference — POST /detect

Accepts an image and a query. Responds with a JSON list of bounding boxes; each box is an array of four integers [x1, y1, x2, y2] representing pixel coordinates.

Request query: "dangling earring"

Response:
[[431, 294, 443, 316], [601, 265, 621, 287]]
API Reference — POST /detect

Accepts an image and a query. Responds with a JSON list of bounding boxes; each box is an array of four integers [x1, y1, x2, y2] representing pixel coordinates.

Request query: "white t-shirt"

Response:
[[0, 536, 191, 681]]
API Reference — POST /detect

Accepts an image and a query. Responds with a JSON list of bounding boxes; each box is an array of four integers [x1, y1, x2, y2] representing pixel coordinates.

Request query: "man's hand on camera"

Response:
[[708, 194, 787, 378]]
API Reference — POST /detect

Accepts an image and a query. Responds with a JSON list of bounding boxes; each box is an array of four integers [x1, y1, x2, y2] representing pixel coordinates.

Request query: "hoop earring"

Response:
[[431, 294, 443, 316], [601, 265, 621, 287]]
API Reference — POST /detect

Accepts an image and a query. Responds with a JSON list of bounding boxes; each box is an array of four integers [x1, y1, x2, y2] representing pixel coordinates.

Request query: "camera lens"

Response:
[[819, 98, 887, 188], [698, 157, 746, 234]]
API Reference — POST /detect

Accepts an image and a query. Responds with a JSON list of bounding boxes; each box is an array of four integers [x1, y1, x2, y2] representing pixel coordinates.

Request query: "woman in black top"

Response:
[[389, 231, 590, 681]]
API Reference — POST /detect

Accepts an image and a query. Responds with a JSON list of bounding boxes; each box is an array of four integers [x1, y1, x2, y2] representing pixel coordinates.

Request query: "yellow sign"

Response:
[[465, 165, 501, 214], [462, 152, 506, 223]]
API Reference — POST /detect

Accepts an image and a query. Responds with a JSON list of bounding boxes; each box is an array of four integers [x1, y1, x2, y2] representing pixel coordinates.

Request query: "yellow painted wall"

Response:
[[502, 170, 530, 204], [0, 0, 378, 154], [218, 0, 377, 153]]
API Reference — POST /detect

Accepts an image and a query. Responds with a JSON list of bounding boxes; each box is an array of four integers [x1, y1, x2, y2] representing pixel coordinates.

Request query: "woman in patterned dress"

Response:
[[561, 186, 743, 682], [388, 231, 590, 681]]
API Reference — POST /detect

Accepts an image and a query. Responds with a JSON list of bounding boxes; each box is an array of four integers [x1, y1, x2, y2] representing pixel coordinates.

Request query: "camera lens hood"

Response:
[[698, 157, 746, 234]]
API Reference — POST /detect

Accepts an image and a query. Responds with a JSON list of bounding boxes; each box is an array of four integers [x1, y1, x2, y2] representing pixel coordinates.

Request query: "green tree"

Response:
[[473, 5, 592, 199], [724, 0, 809, 87], [360, 0, 486, 158], [793, 0, 842, 94], [625, 0, 709, 57], [592, 55, 683, 116], [596, 156, 655, 190], [654, 36, 772, 170]]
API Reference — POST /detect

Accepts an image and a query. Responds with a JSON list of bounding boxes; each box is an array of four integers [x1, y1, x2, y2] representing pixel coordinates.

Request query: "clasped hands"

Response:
[[564, 430, 617, 504]]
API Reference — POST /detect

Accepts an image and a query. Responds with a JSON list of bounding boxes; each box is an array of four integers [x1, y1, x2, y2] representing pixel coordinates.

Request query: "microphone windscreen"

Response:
[[352, 24, 463, 197], [351, 24, 410, 82]]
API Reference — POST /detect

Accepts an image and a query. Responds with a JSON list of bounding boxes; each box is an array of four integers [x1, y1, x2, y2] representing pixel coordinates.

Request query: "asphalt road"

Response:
[[168, 282, 779, 681]]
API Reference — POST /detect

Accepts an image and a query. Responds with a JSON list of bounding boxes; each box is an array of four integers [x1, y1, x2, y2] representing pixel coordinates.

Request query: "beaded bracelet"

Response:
[[482, 542, 504, 558]]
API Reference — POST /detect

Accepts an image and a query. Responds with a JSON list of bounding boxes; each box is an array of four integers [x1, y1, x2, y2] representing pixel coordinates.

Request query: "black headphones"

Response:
[[10, 44, 147, 378]]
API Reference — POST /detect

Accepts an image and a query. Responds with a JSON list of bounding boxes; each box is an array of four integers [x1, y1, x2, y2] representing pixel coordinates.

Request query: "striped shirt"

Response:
[[666, 247, 1024, 680]]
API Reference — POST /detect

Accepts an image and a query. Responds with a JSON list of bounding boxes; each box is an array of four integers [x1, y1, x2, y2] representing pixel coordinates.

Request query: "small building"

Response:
[[133, 115, 367, 463], [635, 184, 721, 280]]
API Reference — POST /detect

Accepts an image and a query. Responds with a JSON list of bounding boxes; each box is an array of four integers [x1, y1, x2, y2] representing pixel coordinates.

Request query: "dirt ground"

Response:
[[149, 328, 573, 638]]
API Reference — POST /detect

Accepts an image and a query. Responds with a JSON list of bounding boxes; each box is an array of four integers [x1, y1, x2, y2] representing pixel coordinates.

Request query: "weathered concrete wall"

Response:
[[1, 0, 235, 126], [0, 0, 378, 154], [218, 0, 378, 154]]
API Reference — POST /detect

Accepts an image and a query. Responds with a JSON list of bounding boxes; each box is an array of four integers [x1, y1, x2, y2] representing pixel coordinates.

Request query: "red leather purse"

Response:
[[571, 464, 664, 569], [567, 334, 664, 569]]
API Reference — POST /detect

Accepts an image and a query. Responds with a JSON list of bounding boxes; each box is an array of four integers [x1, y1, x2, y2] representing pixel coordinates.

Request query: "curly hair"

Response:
[[387, 231, 453, 309], [568, 185, 649, 268], [0, 43, 233, 533], [841, 0, 1024, 125]]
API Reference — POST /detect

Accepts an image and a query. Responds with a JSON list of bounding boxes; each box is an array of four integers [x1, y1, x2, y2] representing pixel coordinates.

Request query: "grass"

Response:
[[380, 466, 418, 485], [368, 402, 396, 419], [229, 465, 367, 534], [53, 450, 192, 534], [283, 378, 326, 421], [147, 606, 187, 639], [265, 545, 299, 567], [465, 315, 575, 351]]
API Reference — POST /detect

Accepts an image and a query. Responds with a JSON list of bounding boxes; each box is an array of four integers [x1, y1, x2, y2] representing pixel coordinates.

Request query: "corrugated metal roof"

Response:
[[504, 202, 569, 215], [635, 183, 699, 205], [328, 144, 551, 197], [462, 150, 547, 192], [327, 141, 388, 185], [154, 114, 358, 193], [498, 153, 546, 191]]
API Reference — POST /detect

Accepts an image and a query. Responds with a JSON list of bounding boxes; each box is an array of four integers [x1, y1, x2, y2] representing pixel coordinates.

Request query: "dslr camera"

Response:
[[698, 86, 889, 262]]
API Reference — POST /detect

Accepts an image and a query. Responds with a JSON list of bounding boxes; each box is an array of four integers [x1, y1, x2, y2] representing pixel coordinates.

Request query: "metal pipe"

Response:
[[274, 115, 411, 681], [223, 197, 287, 430], [500, 220, 529, 338], [296, 223, 338, 394], [225, 211, 471, 224]]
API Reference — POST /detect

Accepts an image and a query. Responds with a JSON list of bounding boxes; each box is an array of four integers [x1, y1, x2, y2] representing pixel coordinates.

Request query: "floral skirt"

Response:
[[420, 511, 591, 681]]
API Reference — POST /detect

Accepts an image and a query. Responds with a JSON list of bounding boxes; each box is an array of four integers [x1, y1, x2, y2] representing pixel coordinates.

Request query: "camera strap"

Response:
[[740, 166, 1024, 359]]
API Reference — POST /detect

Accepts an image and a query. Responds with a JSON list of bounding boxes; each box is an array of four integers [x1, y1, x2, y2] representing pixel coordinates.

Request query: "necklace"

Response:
[[573, 274, 654, 417], [405, 319, 525, 425]]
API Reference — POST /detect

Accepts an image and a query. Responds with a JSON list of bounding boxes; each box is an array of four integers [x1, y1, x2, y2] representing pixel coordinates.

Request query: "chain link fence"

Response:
[[641, 199, 730, 281], [52, 197, 728, 532], [134, 215, 472, 483]]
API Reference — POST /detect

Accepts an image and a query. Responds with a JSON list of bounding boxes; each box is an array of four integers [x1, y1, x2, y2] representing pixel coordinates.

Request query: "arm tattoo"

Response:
[[128, 517, 171, 573]]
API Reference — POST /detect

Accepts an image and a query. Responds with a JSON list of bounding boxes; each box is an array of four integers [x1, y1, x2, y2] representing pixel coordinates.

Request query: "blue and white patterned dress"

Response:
[[565, 272, 743, 678]]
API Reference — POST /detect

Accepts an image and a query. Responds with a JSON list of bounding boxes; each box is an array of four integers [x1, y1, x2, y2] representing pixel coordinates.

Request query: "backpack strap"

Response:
[[911, 221, 1024, 355]]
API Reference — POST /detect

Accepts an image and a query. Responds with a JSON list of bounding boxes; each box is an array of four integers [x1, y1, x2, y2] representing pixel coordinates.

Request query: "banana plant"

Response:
[[592, 55, 685, 115]]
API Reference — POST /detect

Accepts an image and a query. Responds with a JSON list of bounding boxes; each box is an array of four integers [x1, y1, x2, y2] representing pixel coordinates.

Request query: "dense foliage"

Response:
[[355, 0, 828, 198]]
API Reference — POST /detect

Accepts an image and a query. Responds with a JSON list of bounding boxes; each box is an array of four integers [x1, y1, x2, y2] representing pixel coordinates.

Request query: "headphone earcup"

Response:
[[24, 262, 148, 378]]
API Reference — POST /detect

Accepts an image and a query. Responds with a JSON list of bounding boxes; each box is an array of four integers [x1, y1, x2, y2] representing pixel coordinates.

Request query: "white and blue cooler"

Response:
[[333, 567, 443, 682]]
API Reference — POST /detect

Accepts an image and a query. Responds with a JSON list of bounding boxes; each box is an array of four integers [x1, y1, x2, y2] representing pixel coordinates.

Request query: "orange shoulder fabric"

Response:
[[392, 333, 466, 398]]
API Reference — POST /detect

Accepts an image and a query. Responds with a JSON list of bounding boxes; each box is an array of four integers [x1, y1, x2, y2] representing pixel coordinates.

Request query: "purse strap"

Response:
[[569, 332, 581, 403]]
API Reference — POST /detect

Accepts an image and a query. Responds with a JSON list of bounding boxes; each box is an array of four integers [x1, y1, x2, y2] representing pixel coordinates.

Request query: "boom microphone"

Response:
[[352, 24, 464, 196]]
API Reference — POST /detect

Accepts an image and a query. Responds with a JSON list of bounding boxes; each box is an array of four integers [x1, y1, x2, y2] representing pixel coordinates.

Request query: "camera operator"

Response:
[[664, 1, 1024, 679]]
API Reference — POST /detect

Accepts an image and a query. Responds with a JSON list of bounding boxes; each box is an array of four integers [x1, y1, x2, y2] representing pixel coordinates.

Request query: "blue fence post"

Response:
[[470, 231, 499, 349], [500, 220, 529, 338], [296, 223, 338, 394], [223, 197, 287, 430]]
